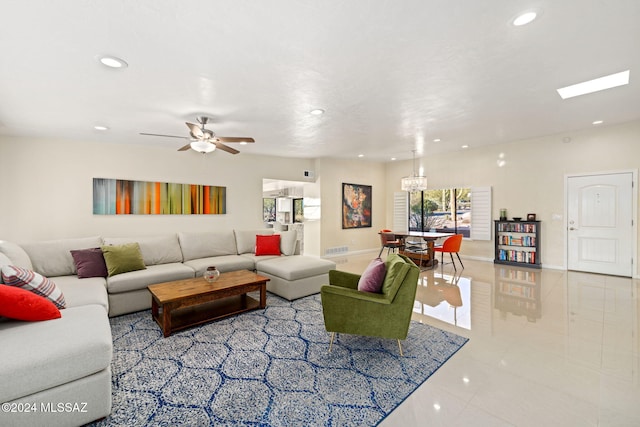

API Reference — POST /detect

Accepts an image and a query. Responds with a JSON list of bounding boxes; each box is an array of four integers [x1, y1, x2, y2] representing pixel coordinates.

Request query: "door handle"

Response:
[[569, 227, 577, 231]]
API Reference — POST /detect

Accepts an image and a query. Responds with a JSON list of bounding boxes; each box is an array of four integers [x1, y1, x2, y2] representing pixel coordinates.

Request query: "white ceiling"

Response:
[[1, 1, 639, 161]]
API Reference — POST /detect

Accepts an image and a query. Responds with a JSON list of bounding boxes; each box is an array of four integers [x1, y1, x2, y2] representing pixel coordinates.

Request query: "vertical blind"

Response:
[[470, 186, 492, 240]]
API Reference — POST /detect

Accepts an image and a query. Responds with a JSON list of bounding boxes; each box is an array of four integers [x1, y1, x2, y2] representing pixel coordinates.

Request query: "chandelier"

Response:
[[400, 150, 427, 192]]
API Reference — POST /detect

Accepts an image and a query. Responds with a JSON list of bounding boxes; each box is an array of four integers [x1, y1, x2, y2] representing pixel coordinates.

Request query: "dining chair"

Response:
[[403, 237, 429, 269], [378, 231, 403, 257], [433, 234, 464, 270]]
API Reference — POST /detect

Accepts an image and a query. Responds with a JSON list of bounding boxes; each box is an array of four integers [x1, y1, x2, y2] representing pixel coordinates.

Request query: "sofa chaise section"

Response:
[[256, 255, 337, 300]]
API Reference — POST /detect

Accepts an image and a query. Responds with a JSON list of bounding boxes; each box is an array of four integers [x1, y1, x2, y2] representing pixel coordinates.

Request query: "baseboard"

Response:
[[542, 264, 565, 271], [460, 255, 493, 263]]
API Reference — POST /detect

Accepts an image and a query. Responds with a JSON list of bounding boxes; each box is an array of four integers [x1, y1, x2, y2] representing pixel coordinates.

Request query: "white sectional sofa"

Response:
[[0, 238, 112, 427], [0, 228, 335, 427]]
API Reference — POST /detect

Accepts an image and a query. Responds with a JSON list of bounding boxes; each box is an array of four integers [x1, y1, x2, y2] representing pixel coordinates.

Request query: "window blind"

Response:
[[393, 192, 408, 231], [470, 186, 492, 240]]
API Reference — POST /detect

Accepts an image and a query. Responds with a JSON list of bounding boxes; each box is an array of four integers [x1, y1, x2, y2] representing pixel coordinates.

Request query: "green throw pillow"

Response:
[[101, 243, 146, 277]]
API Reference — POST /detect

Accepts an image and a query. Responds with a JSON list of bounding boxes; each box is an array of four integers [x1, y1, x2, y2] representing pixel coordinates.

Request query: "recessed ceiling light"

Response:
[[309, 109, 325, 115], [391, 157, 396, 161], [513, 11, 537, 26], [461, 145, 469, 149], [557, 70, 630, 99], [592, 120, 604, 125], [433, 138, 441, 142], [99, 56, 128, 69], [358, 154, 364, 158], [94, 125, 109, 131]]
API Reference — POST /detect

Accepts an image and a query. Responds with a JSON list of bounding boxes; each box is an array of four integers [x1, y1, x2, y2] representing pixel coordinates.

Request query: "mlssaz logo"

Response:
[[40, 402, 88, 413]]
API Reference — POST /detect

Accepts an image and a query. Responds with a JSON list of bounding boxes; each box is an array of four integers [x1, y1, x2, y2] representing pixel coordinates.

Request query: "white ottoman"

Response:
[[256, 255, 336, 300]]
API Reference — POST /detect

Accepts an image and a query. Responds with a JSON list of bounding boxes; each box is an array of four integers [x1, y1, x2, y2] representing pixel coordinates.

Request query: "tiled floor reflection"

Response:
[[415, 270, 471, 330], [334, 253, 640, 426]]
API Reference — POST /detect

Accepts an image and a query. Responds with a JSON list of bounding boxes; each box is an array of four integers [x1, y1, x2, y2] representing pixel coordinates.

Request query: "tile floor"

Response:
[[333, 252, 640, 427]]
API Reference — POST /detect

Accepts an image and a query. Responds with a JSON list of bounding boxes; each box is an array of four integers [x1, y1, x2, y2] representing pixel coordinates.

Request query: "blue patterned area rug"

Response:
[[91, 293, 468, 427]]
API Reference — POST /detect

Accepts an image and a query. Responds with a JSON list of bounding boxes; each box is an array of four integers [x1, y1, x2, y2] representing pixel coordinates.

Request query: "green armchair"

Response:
[[320, 253, 420, 356]]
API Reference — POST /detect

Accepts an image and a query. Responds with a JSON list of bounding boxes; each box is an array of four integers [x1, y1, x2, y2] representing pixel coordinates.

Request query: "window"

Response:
[[394, 187, 490, 240], [263, 198, 276, 222], [409, 188, 472, 237]]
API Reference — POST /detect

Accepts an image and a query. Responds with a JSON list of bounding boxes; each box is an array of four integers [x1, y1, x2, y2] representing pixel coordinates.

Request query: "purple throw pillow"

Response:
[[70, 248, 108, 278], [357, 257, 386, 293]]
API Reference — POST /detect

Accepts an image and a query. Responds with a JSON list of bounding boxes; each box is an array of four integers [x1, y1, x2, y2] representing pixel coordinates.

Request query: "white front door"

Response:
[[567, 172, 634, 277]]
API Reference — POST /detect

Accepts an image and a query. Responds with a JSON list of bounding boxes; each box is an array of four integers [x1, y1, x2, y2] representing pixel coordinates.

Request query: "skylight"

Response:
[[557, 70, 630, 99]]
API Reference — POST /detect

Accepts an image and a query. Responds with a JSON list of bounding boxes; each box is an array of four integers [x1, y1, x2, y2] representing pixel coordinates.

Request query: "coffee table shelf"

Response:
[[148, 270, 268, 337]]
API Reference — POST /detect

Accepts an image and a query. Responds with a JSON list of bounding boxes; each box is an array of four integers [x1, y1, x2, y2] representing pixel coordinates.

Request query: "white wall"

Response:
[[385, 120, 640, 269], [0, 137, 314, 243], [2, 119, 639, 270]]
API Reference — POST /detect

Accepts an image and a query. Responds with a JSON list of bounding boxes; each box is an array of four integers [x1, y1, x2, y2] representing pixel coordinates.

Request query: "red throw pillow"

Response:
[[0, 284, 61, 321], [255, 234, 281, 256]]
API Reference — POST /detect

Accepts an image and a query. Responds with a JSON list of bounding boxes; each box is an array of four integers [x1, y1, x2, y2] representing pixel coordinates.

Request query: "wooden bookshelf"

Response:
[[494, 220, 541, 268]]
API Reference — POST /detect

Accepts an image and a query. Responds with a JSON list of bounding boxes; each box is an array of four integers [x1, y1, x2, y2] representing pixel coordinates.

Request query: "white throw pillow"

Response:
[[1, 265, 66, 309], [279, 230, 298, 256]]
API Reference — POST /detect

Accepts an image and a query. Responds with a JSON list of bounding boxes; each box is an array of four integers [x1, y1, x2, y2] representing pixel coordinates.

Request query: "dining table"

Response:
[[390, 231, 454, 269]]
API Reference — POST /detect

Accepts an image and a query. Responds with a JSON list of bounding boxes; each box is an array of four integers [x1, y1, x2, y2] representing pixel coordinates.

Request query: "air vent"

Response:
[[324, 246, 348, 256]]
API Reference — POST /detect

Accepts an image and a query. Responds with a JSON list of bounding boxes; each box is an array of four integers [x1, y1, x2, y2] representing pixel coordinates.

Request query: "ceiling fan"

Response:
[[140, 116, 255, 154]]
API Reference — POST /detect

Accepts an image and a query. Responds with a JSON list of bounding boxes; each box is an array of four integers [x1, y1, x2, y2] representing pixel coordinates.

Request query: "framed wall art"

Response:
[[93, 178, 226, 215], [342, 183, 372, 229]]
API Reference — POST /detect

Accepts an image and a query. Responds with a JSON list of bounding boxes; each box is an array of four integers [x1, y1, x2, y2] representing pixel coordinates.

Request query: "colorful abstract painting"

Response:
[[93, 178, 226, 215], [342, 182, 371, 229]]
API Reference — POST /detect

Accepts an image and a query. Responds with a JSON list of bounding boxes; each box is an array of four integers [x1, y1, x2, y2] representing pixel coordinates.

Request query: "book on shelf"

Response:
[[497, 222, 537, 233], [498, 249, 536, 264]]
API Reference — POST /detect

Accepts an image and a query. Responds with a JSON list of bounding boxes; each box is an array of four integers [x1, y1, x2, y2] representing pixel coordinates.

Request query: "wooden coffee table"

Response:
[[148, 269, 269, 337]]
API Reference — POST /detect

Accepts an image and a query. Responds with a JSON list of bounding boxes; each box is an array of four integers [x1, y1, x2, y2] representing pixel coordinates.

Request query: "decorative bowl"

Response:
[[203, 266, 220, 283]]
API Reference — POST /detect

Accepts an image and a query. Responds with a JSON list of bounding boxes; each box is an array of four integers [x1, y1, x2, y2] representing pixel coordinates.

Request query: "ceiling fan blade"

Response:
[[140, 132, 189, 140], [217, 136, 255, 143], [186, 122, 204, 139], [177, 143, 192, 151], [214, 141, 240, 154]]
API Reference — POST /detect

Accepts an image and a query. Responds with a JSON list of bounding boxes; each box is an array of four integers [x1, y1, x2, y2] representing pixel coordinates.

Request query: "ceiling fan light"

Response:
[[190, 140, 216, 153]]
